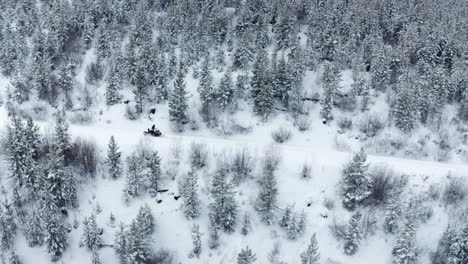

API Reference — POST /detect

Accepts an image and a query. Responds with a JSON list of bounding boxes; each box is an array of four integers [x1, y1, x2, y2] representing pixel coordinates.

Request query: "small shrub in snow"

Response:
[[359, 114, 385, 137], [428, 183, 442, 201], [272, 127, 292, 143], [17, 102, 50, 121], [231, 148, 256, 184], [190, 142, 209, 169], [125, 104, 140, 120], [70, 137, 100, 177], [329, 218, 347, 241], [338, 117, 353, 131], [323, 198, 335, 210], [294, 115, 311, 131], [262, 146, 282, 174], [85, 62, 104, 85], [367, 165, 407, 205], [152, 249, 175, 264], [69, 110, 94, 125], [300, 162, 312, 180], [442, 176, 467, 205]]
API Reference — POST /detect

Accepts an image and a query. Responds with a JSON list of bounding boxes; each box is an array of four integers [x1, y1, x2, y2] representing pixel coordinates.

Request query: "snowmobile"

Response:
[[144, 125, 162, 137]]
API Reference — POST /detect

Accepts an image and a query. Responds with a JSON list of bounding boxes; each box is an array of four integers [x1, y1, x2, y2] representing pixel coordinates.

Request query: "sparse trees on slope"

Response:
[[340, 149, 371, 210]]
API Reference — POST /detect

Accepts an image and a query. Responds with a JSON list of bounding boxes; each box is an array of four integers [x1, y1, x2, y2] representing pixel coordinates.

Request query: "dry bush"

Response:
[[338, 117, 353, 131], [262, 145, 282, 174], [70, 137, 100, 177], [271, 126, 292, 143], [69, 110, 94, 125], [294, 115, 311, 131], [190, 142, 209, 169], [359, 113, 385, 137], [85, 61, 104, 85], [231, 147, 255, 184], [443, 176, 467, 206], [367, 165, 408, 205]]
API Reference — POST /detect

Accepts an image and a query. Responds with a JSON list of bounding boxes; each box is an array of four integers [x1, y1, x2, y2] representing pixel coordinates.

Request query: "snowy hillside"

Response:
[[0, 1, 467, 264]]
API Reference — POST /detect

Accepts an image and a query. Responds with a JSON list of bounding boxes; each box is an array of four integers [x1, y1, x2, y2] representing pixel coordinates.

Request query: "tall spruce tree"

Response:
[[180, 170, 201, 219], [256, 168, 279, 225], [340, 149, 371, 210], [209, 168, 238, 233], [344, 212, 362, 255], [169, 68, 189, 129], [106, 136, 122, 179], [301, 233, 320, 264], [392, 212, 419, 264]]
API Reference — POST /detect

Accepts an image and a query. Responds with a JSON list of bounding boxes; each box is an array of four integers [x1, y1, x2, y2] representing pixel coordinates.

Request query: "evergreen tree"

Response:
[[54, 109, 71, 164], [256, 168, 279, 225], [238, 246, 256, 264], [384, 196, 402, 234], [0, 201, 17, 251], [146, 151, 162, 197], [180, 170, 201, 219], [169, 68, 189, 129], [191, 224, 202, 258], [344, 212, 362, 255], [133, 64, 148, 114], [43, 145, 68, 210], [272, 55, 292, 106], [136, 204, 154, 236], [80, 214, 103, 251], [114, 223, 128, 264], [392, 213, 419, 264], [301, 233, 320, 264], [241, 213, 252, 236], [218, 69, 235, 111], [275, 14, 295, 50], [394, 77, 418, 133], [57, 62, 75, 109], [44, 212, 68, 261], [123, 154, 144, 202], [96, 20, 111, 60], [340, 149, 371, 210], [126, 219, 152, 264], [252, 49, 274, 119], [208, 224, 220, 249], [106, 61, 123, 105], [24, 207, 44, 247], [432, 225, 461, 264], [320, 62, 340, 122], [198, 55, 215, 122], [209, 168, 238, 233], [106, 136, 122, 179]]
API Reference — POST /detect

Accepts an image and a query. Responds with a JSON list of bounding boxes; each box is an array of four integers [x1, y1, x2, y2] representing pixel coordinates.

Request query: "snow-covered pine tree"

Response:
[[279, 205, 293, 228], [0, 201, 17, 251], [457, 219, 468, 263], [320, 62, 340, 122], [123, 154, 144, 202], [252, 49, 274, 119], [198, 55, 215, 122], [80, 214, 103, 251], [114, 223, 128, 264], [238, 246, 257, 264], [169, 68, 189, 129], [241, 213, 252, 236], [96, 20, 111, 61], [133, 64, 148, 114], [191, 224, 202, 258], [43, 145, 68, 210], [392, 212, 419, 264], [340, 148, 371, 210], [57, 61, 75, 109], [256, 168, 279, 225], [180, 170, 201, 219], [431, 225, 461, 264], [301, 233, 320, 264], [54, 108, 71, 165], [91, 249, 102, 264], [146, 151, 162, 197], [209, 168, 238, 233], [106, 61, 123, 105], [154, 53, 169, 102], [344, 212, 362, 255], [384, 196, 402, 234], [134, 204, 154, 237], [44, 212, 68, 261], [208, 224, 220, 249], [218, 69, 235, 111], [275, 13, 295, 50], [394, 76, 417, 133], [24, 206, 44, 247], [272, 55, 292, 106], [106, 136, 122, 179], [126, 219, 152, 264]]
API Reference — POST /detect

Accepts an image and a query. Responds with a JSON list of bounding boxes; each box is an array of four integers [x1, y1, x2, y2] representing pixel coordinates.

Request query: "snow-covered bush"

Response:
[[442, 176, 467, 205], [190, 142, 209, 169], [338, 117, 353, 131], [17, 101, 50, 121], [262, 146, 282, 173], [125, 104, 140, 120], [359, 114, 385, 138], [85, 62, 104, 85], [300, 162, 312, 180], [231, 148, 256, 184], [151, 249, 175, 264], [271, 127, 292, 143], [69, 110, 94, 125], [70, 137, 100, 177], [294, 115, 311, 131]]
